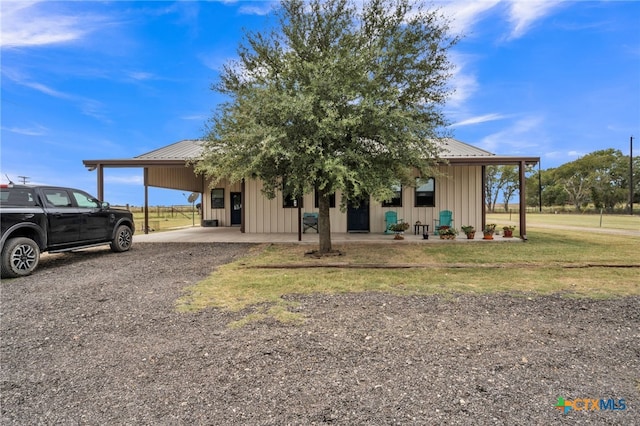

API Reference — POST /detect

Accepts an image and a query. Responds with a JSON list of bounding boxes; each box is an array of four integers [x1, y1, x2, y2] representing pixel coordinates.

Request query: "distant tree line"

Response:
[[485, 149, 640, 213]]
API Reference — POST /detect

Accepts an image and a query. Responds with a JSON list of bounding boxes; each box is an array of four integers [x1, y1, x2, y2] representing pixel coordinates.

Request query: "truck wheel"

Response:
[[1, 237, 41, 278], [110, 225, 132, 253]]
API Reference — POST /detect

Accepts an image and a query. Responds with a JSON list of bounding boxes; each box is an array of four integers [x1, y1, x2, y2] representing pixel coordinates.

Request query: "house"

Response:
[[83, 139, 539, 238]]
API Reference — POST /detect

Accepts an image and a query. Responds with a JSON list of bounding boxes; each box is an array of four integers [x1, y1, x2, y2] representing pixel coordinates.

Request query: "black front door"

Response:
[[230, 192, 242, 226], [347, 197, 370, 232]]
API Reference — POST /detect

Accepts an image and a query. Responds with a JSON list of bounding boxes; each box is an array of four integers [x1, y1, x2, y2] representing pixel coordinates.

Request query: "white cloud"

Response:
[[439, 1, 501, 37], [452, 113, 508, 127], [566, 150, 585, 158], [446, 52, 480, 108], [127, 72, 156, 81], [238, 3, 277, 16], [0, 1, 92, 48], [2, 124, 48, 136], [505, 0, 564, 40], [478, 115, 545, 153]]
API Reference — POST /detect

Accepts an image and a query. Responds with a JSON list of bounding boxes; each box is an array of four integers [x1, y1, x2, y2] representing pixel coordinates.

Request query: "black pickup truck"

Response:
[[1, 184, 135, 278]]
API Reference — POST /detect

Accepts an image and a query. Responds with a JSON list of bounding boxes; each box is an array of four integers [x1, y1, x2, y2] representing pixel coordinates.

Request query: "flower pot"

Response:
[[394, 234, 404, 240], [483, 233, 494, 240], [503, 230, 513, 238], [465, 232, 475, 239]]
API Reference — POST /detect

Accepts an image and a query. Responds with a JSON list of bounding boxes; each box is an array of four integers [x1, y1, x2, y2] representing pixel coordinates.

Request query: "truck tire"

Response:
[[1, 237, 41, 278], [110, 225, 133, 253]]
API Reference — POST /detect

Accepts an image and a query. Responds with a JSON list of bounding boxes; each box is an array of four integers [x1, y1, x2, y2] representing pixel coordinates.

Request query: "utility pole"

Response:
[[631, 136, 634, 216]]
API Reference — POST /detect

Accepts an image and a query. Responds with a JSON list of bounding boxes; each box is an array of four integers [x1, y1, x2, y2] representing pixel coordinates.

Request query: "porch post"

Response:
[[241, 179, 246, 233], [144, 168, 149, 235], [481, 165, 486, 230], [97, 164, 104, 201], [519, 161, 527, 240]]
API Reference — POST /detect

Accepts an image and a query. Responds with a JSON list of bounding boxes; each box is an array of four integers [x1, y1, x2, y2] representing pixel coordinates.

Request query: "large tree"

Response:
[[196, 0, 457, 253]]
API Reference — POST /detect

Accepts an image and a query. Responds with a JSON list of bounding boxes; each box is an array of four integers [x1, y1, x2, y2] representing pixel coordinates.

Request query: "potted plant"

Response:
[[439, 226, 458, 240], [483, 223, 497, 240], [461, 225, 476, 239], [389, 222, 410, 240], [502, 225, 515, 238]]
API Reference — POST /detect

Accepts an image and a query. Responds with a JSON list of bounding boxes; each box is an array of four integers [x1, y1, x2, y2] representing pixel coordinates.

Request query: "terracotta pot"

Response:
[[483, 233, 494, 240], [503, 230, 513, 238], [466, 232, 475, 239]]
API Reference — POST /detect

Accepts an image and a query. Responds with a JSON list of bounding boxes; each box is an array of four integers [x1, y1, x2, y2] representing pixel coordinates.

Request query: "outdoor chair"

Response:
[[384, 211, 398, 234], [302, 212, 319, 233], [434, 210, 454, 235]]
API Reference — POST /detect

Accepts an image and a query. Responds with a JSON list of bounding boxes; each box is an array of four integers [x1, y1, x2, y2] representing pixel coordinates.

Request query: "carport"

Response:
[[83, 140, 205, 234]]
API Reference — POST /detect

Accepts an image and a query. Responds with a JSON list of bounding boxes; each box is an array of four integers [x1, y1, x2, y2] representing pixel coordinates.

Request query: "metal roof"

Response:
[[436, 138, 494, 157], [135, 139, 204, 160], [84, 138, 538, 168]]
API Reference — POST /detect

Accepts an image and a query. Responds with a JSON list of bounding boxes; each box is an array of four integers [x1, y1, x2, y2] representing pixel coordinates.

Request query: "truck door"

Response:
[[71, 189, 110, 242], [41, 188, 81, 246]]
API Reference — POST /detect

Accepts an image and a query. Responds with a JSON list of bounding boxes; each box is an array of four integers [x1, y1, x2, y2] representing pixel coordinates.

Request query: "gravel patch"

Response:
[[1, 242, 638, 425]]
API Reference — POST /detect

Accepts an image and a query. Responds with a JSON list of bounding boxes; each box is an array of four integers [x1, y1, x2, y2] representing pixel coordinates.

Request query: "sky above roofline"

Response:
[[1, 0, 638, 205]]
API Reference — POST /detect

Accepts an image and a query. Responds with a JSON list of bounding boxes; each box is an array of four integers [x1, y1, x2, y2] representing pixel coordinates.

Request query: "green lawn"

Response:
[[176, 217, 640, 325], [488, 211, 640, 230]]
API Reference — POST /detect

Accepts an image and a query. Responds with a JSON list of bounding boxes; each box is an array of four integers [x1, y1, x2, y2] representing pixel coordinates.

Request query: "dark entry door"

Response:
[[347, 197, 370, 232], [230, 192, 242, 226]]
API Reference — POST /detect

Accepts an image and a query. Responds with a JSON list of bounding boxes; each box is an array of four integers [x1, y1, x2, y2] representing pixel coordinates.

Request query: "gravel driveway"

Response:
[[1, 242, 638, 425]]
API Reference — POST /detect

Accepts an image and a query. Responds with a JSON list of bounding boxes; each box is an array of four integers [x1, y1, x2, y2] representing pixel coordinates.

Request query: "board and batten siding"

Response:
[[146, 166, 204, 193], [201, 165, 483, 233]]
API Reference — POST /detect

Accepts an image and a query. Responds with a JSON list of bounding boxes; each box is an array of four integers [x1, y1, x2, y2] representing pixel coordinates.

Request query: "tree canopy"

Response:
[[195, 0, 458, 252]]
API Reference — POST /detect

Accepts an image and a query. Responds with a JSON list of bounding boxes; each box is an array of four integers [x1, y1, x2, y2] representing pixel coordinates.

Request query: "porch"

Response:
[[133, 226, 523, 244]]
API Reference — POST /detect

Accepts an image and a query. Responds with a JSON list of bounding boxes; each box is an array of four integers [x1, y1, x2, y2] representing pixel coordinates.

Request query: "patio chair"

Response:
[[434, 210, 454, 235], [302, 212, 319, 233], [384, 211, 398, 234]]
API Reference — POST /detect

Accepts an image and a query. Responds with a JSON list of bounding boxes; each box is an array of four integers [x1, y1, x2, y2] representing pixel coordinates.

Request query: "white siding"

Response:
[[201, 165, 483, 233]]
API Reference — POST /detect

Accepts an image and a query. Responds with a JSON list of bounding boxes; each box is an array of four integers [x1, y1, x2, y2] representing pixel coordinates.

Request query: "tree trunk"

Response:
[[318, 189, 332, 253]]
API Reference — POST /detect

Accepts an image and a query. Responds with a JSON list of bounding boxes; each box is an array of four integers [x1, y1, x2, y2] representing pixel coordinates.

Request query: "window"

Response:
[[282, 179, 303, 208], [382, 184, 402, 207], [43, 189, 72, 207], [415, 178, 435, 207], [283, 193, 303, 208], [72, 190, 100, 208], [211, 189, 224, 209], [314, 188, 336, 208]]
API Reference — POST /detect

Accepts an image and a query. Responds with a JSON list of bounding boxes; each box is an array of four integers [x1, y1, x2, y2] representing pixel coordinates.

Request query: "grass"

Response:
[[488, 211, 640, 230], [176, 217, 640, 324], [132, 211, 201, 232]]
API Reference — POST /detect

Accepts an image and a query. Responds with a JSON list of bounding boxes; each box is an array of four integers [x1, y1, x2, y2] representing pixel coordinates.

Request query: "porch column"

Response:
[[144, 168, 149, 235], [97, 164, 104, 201], [519, 161, 527, 240], [241, 179, 246, 233], [481, 165, 486, 230]]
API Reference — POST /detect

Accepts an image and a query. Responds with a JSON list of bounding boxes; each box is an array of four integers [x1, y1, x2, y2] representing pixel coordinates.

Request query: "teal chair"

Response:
[[434, 210, 454, 235], [302, 212, 319, 233], [384, 211, 398, 234]]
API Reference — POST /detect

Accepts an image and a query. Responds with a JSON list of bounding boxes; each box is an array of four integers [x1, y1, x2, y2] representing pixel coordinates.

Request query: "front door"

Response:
[[347, 197, 370, 232], [230, 192, 242, 226]]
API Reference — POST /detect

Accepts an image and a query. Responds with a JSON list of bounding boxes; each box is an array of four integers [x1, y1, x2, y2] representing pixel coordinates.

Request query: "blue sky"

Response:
[[1, 1, 638, 206]]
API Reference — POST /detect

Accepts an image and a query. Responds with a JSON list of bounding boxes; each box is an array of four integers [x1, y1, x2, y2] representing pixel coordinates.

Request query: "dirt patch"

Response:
[[1, 242, 638, 424]]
